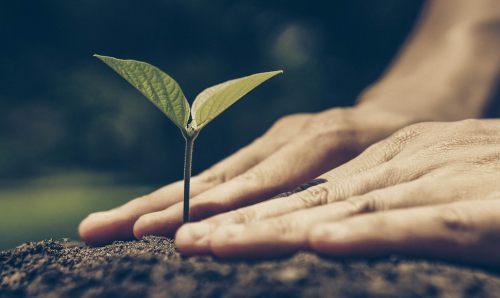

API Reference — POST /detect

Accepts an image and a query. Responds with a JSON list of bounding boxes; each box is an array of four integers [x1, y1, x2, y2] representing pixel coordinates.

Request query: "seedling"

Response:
[[94, 54, 282, 223]]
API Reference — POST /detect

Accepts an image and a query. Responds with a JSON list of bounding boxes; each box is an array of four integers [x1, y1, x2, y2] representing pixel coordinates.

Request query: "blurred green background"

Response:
[[0, 0, 424, 249]]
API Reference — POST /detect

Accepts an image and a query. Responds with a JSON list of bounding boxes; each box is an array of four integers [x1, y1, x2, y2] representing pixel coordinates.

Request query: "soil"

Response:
[[2, 180, 500, 298], [1, 236, 500, 298]]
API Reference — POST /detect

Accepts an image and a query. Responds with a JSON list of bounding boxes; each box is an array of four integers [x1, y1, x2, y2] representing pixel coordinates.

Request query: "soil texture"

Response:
[[2, 236, 500, 298]]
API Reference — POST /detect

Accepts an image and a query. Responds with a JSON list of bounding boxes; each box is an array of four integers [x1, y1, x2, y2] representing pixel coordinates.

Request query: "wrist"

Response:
[[359, 17, 500, 122], [355, 84, 460, 123]]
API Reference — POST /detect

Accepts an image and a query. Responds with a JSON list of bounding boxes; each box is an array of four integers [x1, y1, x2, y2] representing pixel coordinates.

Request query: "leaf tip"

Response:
[[93, 54, 106, 62], [269, 70, 284, 77], [269, 70, 283, 75], [93, 54, 115, 63]]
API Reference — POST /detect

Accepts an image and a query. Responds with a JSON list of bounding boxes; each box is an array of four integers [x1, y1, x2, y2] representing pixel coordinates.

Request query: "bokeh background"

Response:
[[0, 0, 424, 249]]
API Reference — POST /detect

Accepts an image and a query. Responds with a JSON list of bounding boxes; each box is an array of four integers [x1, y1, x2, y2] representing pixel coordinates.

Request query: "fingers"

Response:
[[177, 173, 439, 256], [78, 121, 299, 246], [79, 180, 187, 246], [81, 111, 410, 245], [79, 139, 270, 246], [171, 170, 396, 253], [201, 160, 434, 228], [174, 150, 445, 255], [199, 113, 311, 183], [177, 201, 355, 257], [133, 131, 364, 238], [134, 126, 410, 239], [309, 199, 500, 267], [79, 115, 312, 245]]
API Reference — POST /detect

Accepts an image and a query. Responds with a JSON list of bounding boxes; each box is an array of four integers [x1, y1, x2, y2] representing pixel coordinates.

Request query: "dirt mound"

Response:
[[1, 236, 500, 297]]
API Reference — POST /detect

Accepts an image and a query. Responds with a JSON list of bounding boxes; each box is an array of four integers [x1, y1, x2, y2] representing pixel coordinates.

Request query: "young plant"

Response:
[[94, 54, 282, 223]]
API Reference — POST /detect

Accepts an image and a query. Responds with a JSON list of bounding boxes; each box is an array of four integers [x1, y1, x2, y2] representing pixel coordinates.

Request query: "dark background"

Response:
[[0, 0, 423, 248]]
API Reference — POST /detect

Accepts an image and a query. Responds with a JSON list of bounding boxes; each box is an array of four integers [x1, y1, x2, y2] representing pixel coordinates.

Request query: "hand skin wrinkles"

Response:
[[78, 119, 500, 267], [173, 120, 500, 267], [78, 0, 500, 266]]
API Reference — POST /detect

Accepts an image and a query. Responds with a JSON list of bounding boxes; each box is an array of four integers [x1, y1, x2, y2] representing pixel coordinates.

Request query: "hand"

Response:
[[175, 119, 500, 267], [79, 0, 500, 247], [310, 198, 500, 268], [79, 104, 414, 245]]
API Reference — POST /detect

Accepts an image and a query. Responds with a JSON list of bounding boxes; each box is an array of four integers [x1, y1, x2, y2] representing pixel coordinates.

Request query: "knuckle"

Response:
[[228, 208, 258, 224], [436, 206, 478, 245], [250, 136, 266, 147], [375, 123, 430, 160], [272, 113, 310, 129], [296, 185, 331, 207], [437, 206, 472, 232], [263, 113, 312, 143], [390, 124, 425, 144], [284, 113, 311, 122], [197, 167, 227, 185], [303, 111, 358, 138], [277, 114, 299, 125], [308, 109, 345, 125], [345, 193, 378, 214], [359, 138, 394, 162]]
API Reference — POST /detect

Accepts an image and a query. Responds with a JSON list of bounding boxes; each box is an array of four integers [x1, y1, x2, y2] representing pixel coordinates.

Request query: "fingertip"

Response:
[[133, 213, 155, 239], [78, 211, 123, 246], [175, 222, 212, 255], [78, 213, 94, 242]]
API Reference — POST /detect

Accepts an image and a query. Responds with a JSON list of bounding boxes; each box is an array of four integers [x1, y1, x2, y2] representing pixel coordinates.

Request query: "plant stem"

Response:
[[183, 134, 195, 223]]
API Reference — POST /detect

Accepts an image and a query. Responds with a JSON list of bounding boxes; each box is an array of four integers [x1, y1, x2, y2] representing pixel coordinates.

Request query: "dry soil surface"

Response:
[[1, 236, 500, 298]]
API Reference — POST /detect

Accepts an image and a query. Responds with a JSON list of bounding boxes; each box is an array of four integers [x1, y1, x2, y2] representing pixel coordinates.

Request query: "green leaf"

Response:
[[94, 54, 190, 131], [191, 70, 283, 130]]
